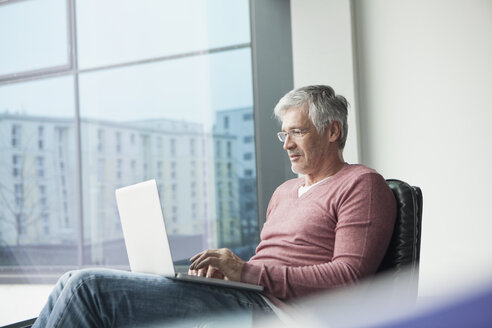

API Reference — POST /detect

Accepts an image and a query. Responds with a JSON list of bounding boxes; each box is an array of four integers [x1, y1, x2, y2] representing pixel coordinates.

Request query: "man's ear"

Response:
[[327, 121, 341, 143]]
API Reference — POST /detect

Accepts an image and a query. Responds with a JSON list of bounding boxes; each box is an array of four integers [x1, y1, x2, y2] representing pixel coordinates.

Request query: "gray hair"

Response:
[[274, 85, 349, 149]]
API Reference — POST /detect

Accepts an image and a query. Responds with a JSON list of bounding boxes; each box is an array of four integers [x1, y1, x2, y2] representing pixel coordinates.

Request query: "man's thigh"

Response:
[[67, 268, 271, 326]]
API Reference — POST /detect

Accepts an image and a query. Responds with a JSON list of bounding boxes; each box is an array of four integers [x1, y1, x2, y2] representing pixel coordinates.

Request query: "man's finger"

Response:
[[194, 257, 218, 271], [190, 249, 215, 264], [189, 250, 220, 270], [212, 270, 225, 279], [189, 250, 206, 262], [206, 265, 218, 278], [197, 267, 207, 277]]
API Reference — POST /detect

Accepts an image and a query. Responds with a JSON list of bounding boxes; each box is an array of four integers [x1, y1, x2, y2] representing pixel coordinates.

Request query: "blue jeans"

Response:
[[32, 268, 273, 327]]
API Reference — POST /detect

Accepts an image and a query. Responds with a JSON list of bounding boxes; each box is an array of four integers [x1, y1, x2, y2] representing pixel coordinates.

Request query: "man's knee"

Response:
[[60, 269, 112, 294]]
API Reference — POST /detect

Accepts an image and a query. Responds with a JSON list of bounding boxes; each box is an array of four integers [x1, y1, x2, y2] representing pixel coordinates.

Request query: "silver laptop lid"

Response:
[[115, 179, 175, 277]]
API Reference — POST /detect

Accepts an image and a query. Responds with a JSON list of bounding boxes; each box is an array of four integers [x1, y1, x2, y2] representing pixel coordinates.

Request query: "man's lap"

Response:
[[36, 268, 272, 327], [70, 268, 267, 309]]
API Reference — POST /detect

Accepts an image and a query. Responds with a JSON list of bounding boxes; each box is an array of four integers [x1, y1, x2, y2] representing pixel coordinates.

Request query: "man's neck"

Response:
[[304, 155, 345, 186]]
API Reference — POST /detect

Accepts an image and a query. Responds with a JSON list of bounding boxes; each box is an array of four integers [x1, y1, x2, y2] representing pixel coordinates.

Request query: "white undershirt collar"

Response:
[[298, 176, 331, 197]]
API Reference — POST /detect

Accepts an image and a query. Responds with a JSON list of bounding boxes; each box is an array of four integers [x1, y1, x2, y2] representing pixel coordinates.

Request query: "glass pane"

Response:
[[76, 0, 251, 69], [79, 48, 257, 265], [0, 0, 70, 77], [0, 76, 77, 273]]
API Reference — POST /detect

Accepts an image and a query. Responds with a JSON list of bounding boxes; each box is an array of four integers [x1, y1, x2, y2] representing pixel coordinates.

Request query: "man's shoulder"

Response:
[[330, 164, 388, 192], [338, 163, 383, 180]]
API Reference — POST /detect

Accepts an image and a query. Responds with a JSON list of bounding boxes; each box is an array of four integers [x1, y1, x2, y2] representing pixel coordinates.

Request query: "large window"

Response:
[[0, 0, 258, 284]]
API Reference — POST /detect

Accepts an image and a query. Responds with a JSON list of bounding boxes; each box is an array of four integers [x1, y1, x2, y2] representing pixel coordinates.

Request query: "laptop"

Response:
[[115, 179, 263, 292]]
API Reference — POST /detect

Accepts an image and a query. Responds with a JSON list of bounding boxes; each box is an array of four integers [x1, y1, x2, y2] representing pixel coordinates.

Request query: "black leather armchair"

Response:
[[376, 179, 423, 298]]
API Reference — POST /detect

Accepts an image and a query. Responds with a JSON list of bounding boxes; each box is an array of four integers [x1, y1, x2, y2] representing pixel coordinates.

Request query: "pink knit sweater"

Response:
[[241, 164, 396, 301]]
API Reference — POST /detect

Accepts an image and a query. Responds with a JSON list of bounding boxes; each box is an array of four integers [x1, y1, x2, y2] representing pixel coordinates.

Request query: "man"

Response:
[[33, 85, 396, 327]]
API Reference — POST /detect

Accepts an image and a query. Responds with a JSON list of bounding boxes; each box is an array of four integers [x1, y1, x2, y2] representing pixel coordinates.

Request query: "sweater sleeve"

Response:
[[242, 173, 396, 300]]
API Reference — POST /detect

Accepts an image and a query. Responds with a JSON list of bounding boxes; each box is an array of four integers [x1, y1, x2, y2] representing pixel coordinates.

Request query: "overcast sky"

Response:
[[0, 0, 253, 129]]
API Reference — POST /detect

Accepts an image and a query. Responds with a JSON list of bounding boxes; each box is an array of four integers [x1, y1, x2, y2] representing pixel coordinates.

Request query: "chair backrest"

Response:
[[377, 179, 423, 291]]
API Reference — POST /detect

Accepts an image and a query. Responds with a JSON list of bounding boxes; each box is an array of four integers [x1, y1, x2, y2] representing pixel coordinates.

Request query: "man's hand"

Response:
[[188, 248, 244, 282]]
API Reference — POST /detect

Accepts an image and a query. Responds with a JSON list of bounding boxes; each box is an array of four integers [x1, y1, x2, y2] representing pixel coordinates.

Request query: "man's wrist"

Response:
[[240, 262, 262, 285]]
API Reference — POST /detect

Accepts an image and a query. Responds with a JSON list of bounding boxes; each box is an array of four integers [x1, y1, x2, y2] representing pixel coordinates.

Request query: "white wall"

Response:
[[291, 0, 360, 164], [292, 0, 492, 297]]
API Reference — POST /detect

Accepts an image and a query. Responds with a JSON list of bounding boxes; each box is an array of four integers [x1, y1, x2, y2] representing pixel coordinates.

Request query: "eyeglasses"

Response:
[[277, 128, 310, 143]]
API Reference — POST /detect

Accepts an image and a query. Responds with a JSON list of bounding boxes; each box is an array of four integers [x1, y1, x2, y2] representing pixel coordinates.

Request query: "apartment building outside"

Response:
[[0, 108, 256, 271]]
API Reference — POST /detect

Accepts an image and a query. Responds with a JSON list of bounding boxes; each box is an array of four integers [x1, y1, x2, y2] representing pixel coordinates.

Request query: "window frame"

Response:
[[0, 0, 74, 84], [0, 0, 294, 284]]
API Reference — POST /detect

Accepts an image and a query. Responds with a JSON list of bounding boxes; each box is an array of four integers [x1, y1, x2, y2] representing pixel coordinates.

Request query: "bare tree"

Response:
[[0, 119, 53, 246]]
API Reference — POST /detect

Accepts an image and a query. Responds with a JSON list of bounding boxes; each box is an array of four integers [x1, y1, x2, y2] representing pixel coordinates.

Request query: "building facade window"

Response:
[[191, 202, 197, 220], [227, 141, 232, 158], [38, 126, 44, 150], [18, 214, 26, 235], [190, 138, 195, 156], [97, 129, 104, 152], [171, 161, 177, 179], [243, 136, 253, 143], [172, 206, 178, 223], [216, 140, 221, 158], [223, 116, 229, 130], [156, 136, 163, 155], [116, 132, 122, 153], [172, 184, 177, 200], [41, 213, 50, 235], [36, 156, 44, 178], [11, 124, 21, 148], [116, 159, 123, 180], [170, 138, 176, 157], [14, 184, 23, 208], [227, 162, 233, 178], [243, 113, 253, 121], [12, 155, 21, 177], [97, 159, 105, 180], [38, 185, 47, 208], [157, 161, 163, 179], [191, 182, 196, 198], [190, 160, 196, 178]]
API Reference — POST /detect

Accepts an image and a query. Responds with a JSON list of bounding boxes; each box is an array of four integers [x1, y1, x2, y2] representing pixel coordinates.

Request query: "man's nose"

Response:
[[283, 135, 296, 151]]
